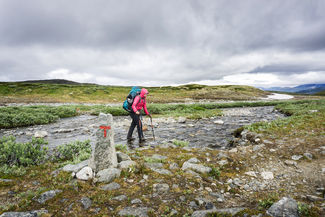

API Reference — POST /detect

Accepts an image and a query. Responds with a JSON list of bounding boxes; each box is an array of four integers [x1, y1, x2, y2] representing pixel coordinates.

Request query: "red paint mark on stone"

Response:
[[100, 126, 111, 137]]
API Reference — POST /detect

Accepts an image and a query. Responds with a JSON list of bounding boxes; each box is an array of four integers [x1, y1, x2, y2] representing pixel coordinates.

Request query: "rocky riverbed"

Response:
[[0, 106, 285, 150]]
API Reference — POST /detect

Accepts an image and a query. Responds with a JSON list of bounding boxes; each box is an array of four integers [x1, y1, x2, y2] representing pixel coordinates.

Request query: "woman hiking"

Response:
[[127, 88, 151, 144]]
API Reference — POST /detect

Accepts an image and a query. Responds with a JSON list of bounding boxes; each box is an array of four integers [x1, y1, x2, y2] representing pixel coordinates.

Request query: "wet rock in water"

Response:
[[62, 160, 89, 173], [116, 152, 131, 163], [118, 160, 136, 169], [76, 167, 93, 181], [0, 210, 48, 217], [213, 120, 224, 125], [88, 113, 117, 173], [80, 197, 92, 210], [118, 207, 151, 217], [192, 207, 245, 217], [33, 190, 62, 204], [34, 130, 48, 138], [100, 182, 121, 191], [178, 117, 187, 123], [267, 197, 298, 217], [96, 168, 121, 183]]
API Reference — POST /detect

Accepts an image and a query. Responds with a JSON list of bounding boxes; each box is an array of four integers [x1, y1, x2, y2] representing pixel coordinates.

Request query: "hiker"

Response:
[[127, 88, 151, 143]]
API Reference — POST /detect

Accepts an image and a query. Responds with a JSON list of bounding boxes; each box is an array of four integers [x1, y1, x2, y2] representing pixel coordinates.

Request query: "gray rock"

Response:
[[291, 155, 303, 161], [217, 160, 228, 166], [216, 152, 228, 160], [267, 197, 298, 217], [113, 195, 127, 201], [261, 172, 274, 180], [76, 166, 93, 180], [306, 195, 325, 202], [34, 131, 48, 138], [0, 210, 48, 217], [190, 201, 199, 209], [192, 207, 245, 217], [118, 207, 150, 217], [213, 120, 224, 125], [151, 168, 172, 175], [284, 160, 297, 167], [169, 162, 179, 170], [33, 190, 62, 204], [118, 160, 136, 169], [131, 198, 142, 204], [88, 113, 118, 172], [96, 168, 121, 183], [178, 117, 187, 123], [303, 153, 313, 160], [145, 162, 163, 169], [153, 183, 169, 193], [116, 152, 131, 163], [80, 197, 92, 210], [151, 154, 168, 161], [182, 162, 212, 174], [100, 182, 121, 191], [187, 158, 200, 163], [0, 178, 13, 182]]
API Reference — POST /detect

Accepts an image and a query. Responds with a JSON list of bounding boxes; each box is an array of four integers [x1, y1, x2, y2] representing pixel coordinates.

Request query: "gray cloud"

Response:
[[0, 0, 325, 86]]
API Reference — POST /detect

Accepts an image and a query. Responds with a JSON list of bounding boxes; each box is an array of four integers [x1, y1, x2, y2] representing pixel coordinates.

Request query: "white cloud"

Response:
[[47, 68, 93, 83]]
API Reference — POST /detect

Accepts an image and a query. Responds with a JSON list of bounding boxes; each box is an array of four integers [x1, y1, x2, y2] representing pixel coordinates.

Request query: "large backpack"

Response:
[[123, 86, 141, 112]]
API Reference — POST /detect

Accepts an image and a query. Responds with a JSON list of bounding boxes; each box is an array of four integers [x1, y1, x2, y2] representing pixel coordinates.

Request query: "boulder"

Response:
[[267, 197, 298, 217], [182, 162, 212, 174], [0, 210, 48, 217], [116, 152, 131, 163], [76, 167, 93, 180], [34, 131, 48, 138], [118, 160, 136, 169], [62, 160, 89, 173], [118, 207, 151, 217], [100, 182, 121, 191], [96, 168, 121, 183], [88, 113, 117, 172], [33, 190, 62, 204]]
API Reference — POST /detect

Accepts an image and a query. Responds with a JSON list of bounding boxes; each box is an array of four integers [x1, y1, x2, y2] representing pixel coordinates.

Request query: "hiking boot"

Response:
[[127, 137, 135, 142], [139, 138, 146, 144]]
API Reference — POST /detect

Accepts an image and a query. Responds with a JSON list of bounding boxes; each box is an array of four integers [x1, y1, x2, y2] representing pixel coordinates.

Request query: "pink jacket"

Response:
[[132, 88, 149, 115]]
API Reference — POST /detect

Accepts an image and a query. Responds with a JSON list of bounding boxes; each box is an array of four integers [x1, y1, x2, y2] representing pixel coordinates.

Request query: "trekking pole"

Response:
[[150, 117, 155, 141]]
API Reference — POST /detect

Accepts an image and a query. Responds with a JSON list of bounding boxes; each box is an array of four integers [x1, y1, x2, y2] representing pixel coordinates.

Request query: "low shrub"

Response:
[[0, 136, 48, 176], [53, 140, 92, 164]]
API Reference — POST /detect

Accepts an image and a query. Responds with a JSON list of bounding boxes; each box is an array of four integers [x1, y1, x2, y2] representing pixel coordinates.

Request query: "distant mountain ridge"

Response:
[[264, 83, 325, 94], [17, 79, 82, 85]]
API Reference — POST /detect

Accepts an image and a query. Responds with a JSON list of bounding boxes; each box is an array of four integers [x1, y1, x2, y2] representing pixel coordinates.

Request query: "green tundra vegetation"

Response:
[[0, 99, 321, 128], [0, 82, 268, 103]]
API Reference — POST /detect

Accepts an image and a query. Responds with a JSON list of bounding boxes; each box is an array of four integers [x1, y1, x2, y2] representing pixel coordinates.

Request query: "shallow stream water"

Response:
[[0, 106, 286, 150]]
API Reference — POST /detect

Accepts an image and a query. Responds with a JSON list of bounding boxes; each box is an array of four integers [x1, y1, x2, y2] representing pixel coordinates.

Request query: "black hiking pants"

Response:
[[127, 112, 144, 140]]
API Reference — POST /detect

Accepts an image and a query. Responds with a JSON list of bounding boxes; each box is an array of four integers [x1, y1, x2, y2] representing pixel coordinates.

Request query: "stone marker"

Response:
[[89, 113, 117, 172]]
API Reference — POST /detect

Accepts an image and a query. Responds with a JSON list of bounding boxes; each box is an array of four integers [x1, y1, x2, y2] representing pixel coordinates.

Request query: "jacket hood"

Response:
[[140, 88, 148, 98]]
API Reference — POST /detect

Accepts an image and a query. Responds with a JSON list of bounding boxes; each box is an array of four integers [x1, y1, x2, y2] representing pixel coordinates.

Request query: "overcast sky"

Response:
[[0, 0, 325, 87]]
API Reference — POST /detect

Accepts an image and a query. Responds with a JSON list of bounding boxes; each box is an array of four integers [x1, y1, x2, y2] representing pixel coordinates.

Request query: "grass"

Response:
[[0, 82, 269, 103]]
